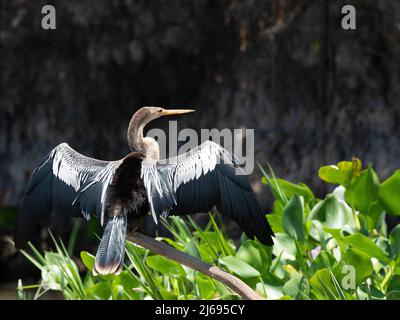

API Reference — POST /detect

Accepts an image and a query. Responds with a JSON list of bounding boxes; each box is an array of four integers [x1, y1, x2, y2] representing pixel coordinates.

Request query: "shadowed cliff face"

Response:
[[1, 0, 400, 211]]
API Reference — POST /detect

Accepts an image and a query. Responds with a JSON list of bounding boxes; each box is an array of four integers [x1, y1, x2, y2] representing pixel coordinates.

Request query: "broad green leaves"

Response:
[[236, 240, 272, 274], [389, 225, 400, 257], [308, 194, 355, 229], [262, 178, 314, 203], [80, 251, 95, 272], [387, 275, 400, 300], [309, 268, 341, 300], [282, 195, 305, 241], [282, 272, 310, 299], [260, 160, 400, 300], [146, 255, 186, 278], [196, 274, 217, 299], [341, 234, 389, 263], [19, 159, 400, 301], [319, 160, 400, 220], [219, 256, 261, 278], [333, 248, 373, 285], [345, 166, 380, 214], [87, 282, 111, 300], [319, 159, 361, 187], [378, 170, 400, 216]]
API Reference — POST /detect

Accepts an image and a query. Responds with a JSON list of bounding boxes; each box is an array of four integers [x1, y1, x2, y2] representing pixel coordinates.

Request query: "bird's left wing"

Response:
[[141, 141, 274, 245], [14, 143, 123, 248]]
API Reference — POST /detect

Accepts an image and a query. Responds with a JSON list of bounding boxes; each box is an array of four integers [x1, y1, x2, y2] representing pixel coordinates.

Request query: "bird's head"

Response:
[[128, 106, 195, 153], [138, 106, 195, 123]]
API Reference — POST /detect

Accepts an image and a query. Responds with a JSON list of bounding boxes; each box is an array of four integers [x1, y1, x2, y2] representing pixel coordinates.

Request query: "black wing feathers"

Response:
[[171, 164, 274, 245], [216, 165, 274, 245], [14, 143, 116, 249], [172, 167, 218, 215], [144, 141, 275, 246], [14, 160, 54, 248]]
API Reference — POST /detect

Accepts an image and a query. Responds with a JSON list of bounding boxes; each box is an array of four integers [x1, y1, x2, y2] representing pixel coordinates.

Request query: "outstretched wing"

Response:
[[141, 141, 274, 245], [14, 143, 122, 248]]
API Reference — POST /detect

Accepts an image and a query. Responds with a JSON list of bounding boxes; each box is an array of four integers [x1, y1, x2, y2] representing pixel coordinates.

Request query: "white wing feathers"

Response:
[[141, 141, 239, 222], [44, 143, 121, 222]]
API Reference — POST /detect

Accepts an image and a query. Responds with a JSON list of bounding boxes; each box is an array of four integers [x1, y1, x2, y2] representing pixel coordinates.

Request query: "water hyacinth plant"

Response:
[[18, 159, 400, 300]]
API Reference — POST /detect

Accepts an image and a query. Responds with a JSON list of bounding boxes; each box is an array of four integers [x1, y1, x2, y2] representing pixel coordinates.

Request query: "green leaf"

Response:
[[146, 255, 186, 278], [389, 225, 400, 257], [308, 220, 326, 243], [260, 272, 284, 299], [282, 273, 310, 299], [282, 195, 305, 241], [319, 164, 348, 186], [197, 231, 229, 259], [376, 237, 390, 255], [309, 268, 340, 300], [41, 265, 63, 291], [308, 194, 355, 229], [358, 214, 374, 232], [341, 234, 389, 263], [318, 159, 361, 187], [44, 251, 67, 265], [358, 284, 385, 300], [184, 238, 200, 259], [262, 178, 315, 203], [345, 166, 380, 214], [309, 250, 336, 275], [87, 282, 112, 300], [219, 256, 261, 278], [387, 275, 400, 300], [266, 200, 285, 233], [378, 170, 400, 216], [333, 248, 373, 285], [112, 271, 141, 300], [80, 251, 95, 272], [258, 163, 288, 205], [376, 212, 388, 237], [387, 291, 400, 300], [160, 290, 179, 300], [266, 213, 283, 234], [196, 274, 217, 299], [236, 240, 271, 274], [272, 233, 297, 260], [366, 201, 385, 228]]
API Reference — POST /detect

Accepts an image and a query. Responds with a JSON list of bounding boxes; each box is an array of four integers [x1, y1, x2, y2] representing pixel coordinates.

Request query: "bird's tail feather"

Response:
[[94, 215, 127, 275]]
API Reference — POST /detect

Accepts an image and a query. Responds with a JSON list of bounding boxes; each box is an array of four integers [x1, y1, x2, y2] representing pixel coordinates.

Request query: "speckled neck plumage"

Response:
[[127, 108, 160, 160], [127, 108, 148, 152]]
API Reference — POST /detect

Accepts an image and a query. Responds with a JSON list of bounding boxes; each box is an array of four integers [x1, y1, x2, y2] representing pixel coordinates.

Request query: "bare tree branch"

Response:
[[127, 231, 264, 300]]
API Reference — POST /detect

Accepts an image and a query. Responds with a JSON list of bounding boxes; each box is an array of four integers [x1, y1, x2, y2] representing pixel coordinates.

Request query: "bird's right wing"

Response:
[[141, 141, 274, 245], [14, 143, 123, 248]]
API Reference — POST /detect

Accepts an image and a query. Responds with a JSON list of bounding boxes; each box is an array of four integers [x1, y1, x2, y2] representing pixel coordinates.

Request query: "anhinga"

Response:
[[14, 107, 274, 275]]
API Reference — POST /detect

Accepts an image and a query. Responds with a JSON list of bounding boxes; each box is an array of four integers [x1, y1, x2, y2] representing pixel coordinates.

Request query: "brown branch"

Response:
[[127, 231, 264, 300]]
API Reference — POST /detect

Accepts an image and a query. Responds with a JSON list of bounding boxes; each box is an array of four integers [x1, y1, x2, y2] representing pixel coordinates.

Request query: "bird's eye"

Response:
[[158, 109, 163, 113]]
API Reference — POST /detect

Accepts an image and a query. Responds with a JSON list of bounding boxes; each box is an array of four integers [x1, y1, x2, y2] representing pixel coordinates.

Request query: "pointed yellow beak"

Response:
[[161, 109, 195, 116]]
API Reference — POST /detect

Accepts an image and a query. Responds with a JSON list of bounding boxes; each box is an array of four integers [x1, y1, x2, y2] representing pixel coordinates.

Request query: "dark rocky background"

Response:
[[1, 0, 400, 285]]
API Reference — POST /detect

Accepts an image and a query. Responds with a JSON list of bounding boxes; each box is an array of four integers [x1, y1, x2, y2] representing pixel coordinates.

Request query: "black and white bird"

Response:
[[14, 107, 274, 275]]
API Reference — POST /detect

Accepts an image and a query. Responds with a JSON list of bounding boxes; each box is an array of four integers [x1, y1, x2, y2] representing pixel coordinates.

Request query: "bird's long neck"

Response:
[[127, 111, 160, 160], [127, 113, 146, 152]]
